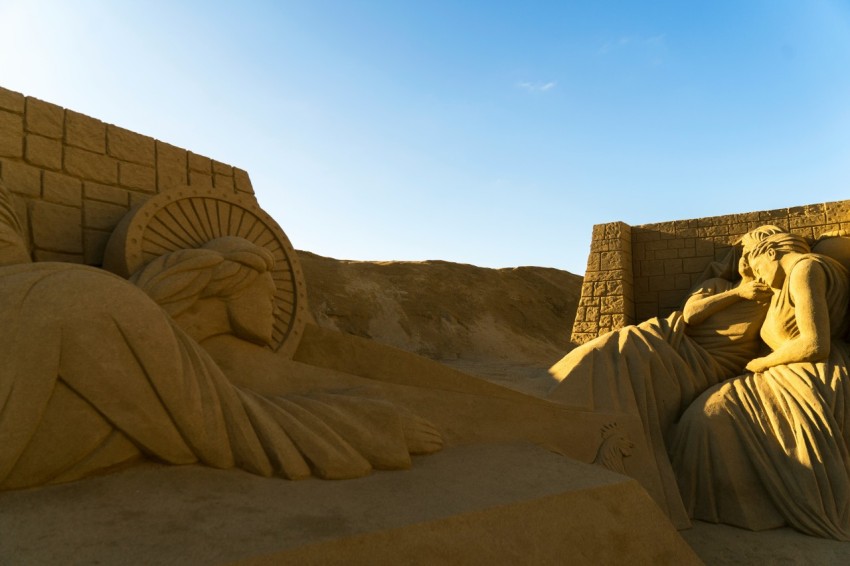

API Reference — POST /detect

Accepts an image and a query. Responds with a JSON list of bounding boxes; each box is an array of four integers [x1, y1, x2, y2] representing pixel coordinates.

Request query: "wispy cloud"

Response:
[[516, 81, 556, 93], [598, 34, 666, 55]]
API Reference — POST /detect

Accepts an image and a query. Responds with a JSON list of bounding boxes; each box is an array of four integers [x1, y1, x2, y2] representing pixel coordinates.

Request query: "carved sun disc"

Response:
[[102, 188, 308, 357]]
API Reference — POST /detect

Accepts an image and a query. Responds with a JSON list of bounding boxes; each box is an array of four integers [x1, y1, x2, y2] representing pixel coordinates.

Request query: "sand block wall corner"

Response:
[[572, 201, 850, 344]]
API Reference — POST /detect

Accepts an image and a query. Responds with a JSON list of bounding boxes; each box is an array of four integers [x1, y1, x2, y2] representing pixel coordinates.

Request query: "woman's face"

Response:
[[227, 272, 276, 346], [749, 249, 783, 289]]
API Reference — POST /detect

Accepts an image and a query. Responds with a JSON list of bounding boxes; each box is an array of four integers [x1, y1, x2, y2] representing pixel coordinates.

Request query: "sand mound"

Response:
[[298, 251, 582, 394]]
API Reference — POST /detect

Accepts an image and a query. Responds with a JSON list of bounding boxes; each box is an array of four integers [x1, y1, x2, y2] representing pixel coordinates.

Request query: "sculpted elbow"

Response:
[[802, 340, 831, 363]]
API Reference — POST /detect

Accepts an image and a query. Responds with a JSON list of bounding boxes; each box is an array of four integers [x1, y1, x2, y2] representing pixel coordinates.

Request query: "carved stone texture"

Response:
[[102, 187, 308, 358]]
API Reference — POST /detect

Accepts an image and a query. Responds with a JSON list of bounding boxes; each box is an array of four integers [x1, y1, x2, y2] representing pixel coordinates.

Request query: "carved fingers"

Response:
[[745, 357, 770, 373], [400, 412, 444, 455], [737, 280, 772, 301]]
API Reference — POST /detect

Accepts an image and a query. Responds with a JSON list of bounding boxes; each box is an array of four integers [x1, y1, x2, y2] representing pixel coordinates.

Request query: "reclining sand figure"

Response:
[[0, 184, 441, 489], [0, 182, 631, 496]]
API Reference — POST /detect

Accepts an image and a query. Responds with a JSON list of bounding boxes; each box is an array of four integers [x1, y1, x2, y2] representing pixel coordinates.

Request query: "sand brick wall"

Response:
[[570, 221, 635, 345], [0, 86, 255, 266], [571, 199, 850, 345]]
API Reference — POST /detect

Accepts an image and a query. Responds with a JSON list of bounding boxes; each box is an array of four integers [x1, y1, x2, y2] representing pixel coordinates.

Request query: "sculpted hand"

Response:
[[400, 411, 443, 455], [737, 281, 772, 300], [745, 356, 771, 373]]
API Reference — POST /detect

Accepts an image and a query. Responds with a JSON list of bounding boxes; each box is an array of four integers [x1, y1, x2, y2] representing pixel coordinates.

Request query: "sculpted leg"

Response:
[[671, 381, 783, 531]]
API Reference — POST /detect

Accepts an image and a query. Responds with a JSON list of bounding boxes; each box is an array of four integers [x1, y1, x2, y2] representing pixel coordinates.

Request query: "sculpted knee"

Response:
[[677, 382, 737, 438]]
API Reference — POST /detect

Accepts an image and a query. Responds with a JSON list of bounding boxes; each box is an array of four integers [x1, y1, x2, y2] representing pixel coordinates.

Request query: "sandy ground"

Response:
[[1, 445, 699, 565], [683, 521, 850, 565], [438, 359, 850, 565]]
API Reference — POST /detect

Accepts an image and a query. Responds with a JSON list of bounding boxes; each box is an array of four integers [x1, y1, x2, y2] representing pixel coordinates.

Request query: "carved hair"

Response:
[[749, 232, 811, 260], [740, 225, 785, 253], [736, 225, 791, 278], [131, 236, 274, 317]]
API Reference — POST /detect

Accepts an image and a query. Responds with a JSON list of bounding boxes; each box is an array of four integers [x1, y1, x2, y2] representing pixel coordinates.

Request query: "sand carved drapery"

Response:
[[0, 184, 441, 489], [549, 225, 850, 540]]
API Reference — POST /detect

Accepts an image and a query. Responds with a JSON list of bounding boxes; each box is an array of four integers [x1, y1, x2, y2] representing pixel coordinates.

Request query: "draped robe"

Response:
[[548, 278, 769, 527], [0, 262, 413, 489], [672, 255, 850, 540]]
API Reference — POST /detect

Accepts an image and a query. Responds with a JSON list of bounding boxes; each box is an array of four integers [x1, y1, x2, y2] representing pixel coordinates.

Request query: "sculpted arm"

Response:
[[683, 281, 771, 326], [745, 260, 831, 372]]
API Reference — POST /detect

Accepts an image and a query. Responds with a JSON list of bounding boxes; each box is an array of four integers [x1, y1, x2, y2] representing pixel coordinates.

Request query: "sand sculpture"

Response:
[[549, 225, 850, 540], [0, 87, 847, 561], [4, 133, 703, 561], [1, 173, 680, 560], [5, 168, 850, 544], [0, 184, 443, 487], [0, 180, 628, 478]]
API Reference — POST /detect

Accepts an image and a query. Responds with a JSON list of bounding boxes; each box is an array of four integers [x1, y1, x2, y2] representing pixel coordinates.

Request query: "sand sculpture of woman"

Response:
[[0, 183, 440, 489], [549, 223, 850, 540], [546, 229, 775, 526], [672, 231, 850, 540]]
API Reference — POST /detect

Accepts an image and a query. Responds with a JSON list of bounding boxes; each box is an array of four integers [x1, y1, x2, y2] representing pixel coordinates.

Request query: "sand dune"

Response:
[[298, 251, 582, 395]]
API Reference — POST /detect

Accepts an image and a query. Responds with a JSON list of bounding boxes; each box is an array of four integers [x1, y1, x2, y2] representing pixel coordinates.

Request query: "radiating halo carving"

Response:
[[103, 188, 308, 357]]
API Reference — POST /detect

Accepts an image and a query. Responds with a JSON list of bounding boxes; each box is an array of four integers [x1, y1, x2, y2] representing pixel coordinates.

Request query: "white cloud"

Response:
[[517, 81, 556, 93], [599, 34, 666, 55]]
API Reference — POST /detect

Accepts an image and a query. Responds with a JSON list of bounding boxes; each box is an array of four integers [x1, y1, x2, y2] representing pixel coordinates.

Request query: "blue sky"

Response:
[[1, 1, 849, 273]]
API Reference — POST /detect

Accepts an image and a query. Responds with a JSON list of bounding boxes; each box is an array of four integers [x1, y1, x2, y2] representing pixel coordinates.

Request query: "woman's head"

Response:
[[747, 232, 811, 288], [132, 237, 277, 345], [738, 225, 785, 280], [740, 225, 785, 253]]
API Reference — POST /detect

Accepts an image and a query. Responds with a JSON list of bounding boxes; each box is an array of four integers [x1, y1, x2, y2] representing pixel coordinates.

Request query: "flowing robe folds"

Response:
[[0, 263, 413, 489], [547, 278, 768, 527], [673, 255, 850, 540]]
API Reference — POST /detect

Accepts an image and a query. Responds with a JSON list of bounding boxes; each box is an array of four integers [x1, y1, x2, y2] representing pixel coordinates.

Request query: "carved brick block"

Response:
[[30, 200, 82, 253], [1, 159, 41, 197], [64, 146, 118, 184], [234, 168, 253, 194], [84, 182, 129, 206], [65, 111, 106, 153], [25, 98, 64, 139], [0, 86, 24, 113], [43, 171, 82, 207], [155, 141, 188, 190], [83, 199, 128, 231], [108, 125, 155, 165], [0, 110, 23, 158], [25, 134, 62, 170], [119, 162, 156, 192]]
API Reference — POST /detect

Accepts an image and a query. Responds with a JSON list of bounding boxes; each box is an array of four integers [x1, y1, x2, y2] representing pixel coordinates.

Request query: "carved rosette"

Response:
[[103, 188, 308, 357]]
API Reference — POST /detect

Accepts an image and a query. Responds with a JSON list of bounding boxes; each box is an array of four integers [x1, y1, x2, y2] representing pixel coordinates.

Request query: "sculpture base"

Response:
[[0, 443, 698, 565]]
